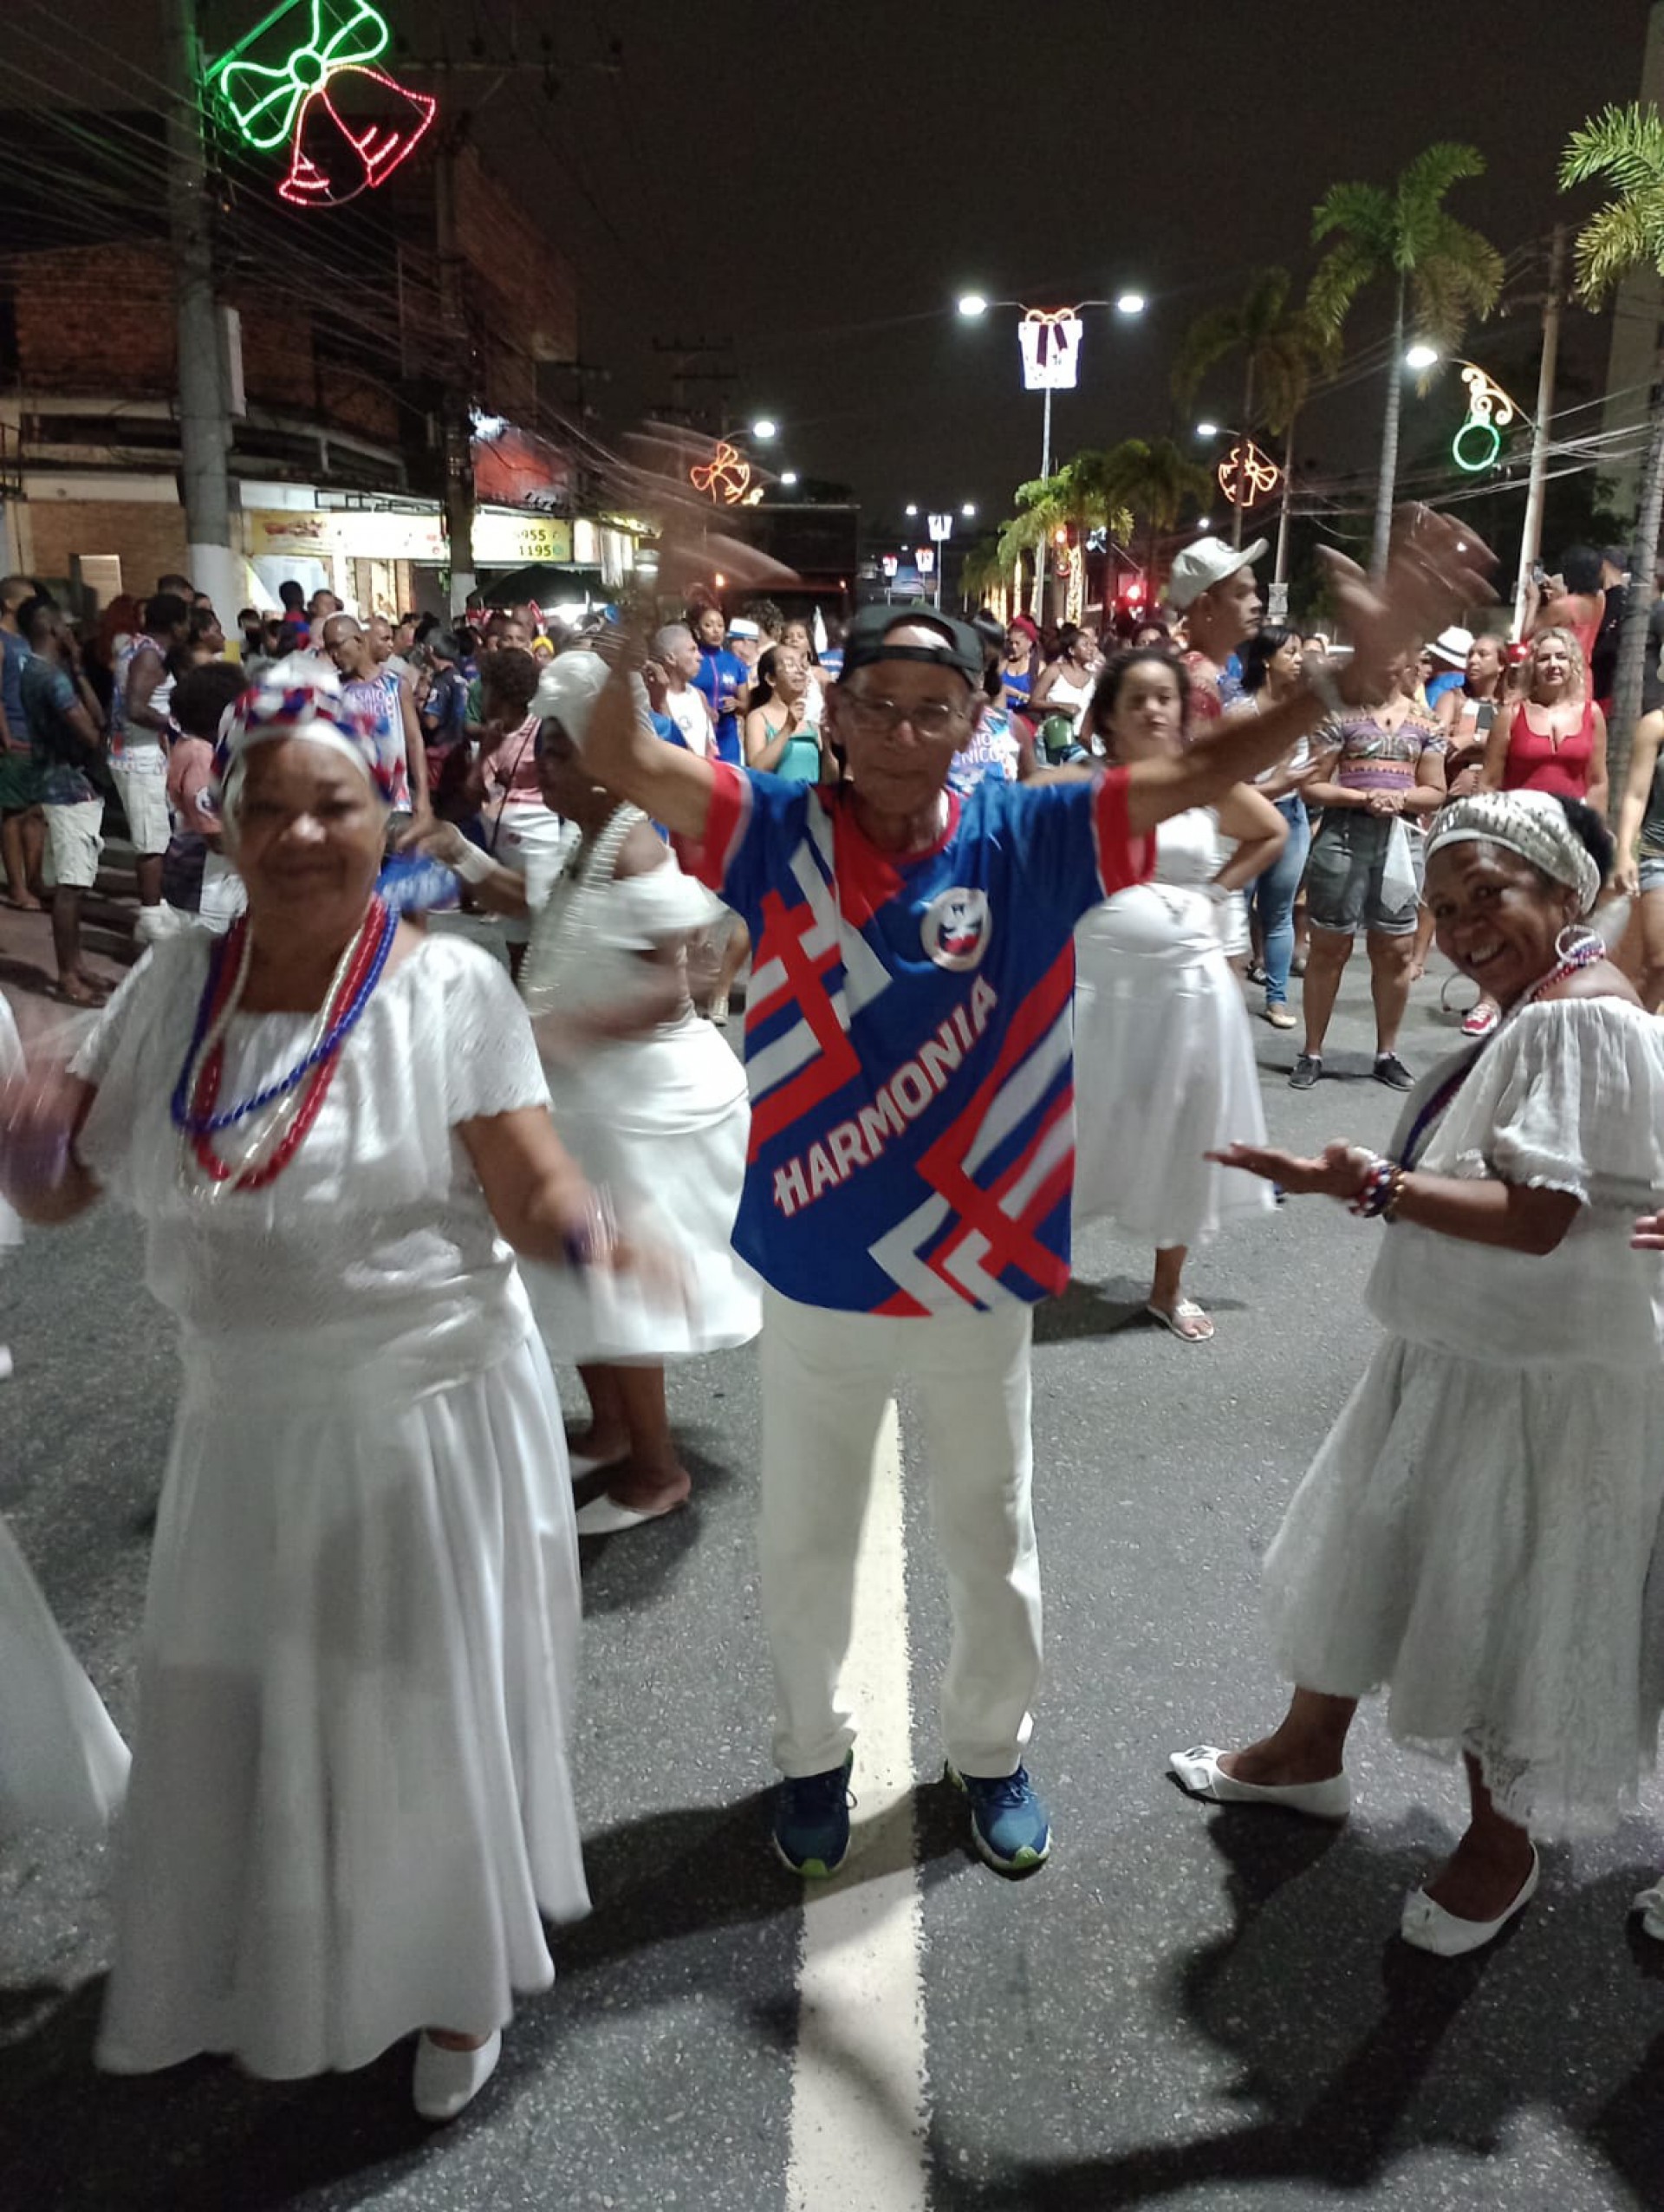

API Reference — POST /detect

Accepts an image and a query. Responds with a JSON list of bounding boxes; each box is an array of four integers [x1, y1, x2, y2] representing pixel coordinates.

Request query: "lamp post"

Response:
[[959, 290, 1144, 618], [957, 289, 1146, 483]]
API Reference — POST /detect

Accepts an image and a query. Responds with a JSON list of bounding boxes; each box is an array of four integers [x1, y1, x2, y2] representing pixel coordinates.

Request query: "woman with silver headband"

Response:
[[1170, 790, 1664, 1957], [0, 660, 611, 2118]]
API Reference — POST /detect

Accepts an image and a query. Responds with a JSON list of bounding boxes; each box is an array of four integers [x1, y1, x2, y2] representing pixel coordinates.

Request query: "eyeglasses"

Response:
[[840, 695, 971, 741]]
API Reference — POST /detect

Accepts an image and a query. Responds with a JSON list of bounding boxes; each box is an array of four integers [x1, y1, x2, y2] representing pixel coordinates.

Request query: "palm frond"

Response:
[[1307, 237, 1381, 335], [1571, 196, 1664, 300], [1310, 179, 1394, 250], [1561, 102, 1664, 195]]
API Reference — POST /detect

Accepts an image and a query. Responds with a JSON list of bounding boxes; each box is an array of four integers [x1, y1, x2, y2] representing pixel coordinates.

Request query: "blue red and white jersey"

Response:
[[678, 764, 1151, 1314]]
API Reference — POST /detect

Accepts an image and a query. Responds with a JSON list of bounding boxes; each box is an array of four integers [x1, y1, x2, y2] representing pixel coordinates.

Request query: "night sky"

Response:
[[37, 1, 1656, 539]]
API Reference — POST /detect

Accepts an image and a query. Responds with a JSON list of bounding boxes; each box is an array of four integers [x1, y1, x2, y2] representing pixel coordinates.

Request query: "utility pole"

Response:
[[163, 0, 239, 619], [1512, 224, 1566, 639], [433, 128, 476, 614]]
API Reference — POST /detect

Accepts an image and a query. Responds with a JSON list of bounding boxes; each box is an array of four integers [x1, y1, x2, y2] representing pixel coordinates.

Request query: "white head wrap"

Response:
[[1423, 790, 1602, 918], [532, 647, 611, 749]]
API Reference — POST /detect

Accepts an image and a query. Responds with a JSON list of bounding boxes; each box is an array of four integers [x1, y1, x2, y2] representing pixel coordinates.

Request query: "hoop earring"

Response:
[[1555, 922, 1596, 963]]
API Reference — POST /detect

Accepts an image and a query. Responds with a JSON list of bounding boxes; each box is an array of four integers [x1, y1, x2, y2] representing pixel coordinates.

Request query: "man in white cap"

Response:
[[1165, 534, 1269, 725], [1421, 627, 1472, 712]]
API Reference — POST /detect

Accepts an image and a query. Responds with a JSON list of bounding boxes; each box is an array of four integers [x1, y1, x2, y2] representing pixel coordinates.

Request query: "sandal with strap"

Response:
[[1147, 1298, 1214, 1343]]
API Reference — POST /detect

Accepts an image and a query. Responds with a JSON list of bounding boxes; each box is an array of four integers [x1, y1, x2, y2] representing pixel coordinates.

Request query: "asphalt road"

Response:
[[5, 947, 1664, 2212]]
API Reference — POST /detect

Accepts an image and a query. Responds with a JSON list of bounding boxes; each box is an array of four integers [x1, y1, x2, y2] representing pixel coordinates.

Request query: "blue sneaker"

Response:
[[772, 1754, 854, 1877], [948, 1763, 1051, 1873]]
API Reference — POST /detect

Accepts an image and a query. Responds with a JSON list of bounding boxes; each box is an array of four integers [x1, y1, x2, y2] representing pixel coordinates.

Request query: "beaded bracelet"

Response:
[[1349, 1154, 1398, 1219]]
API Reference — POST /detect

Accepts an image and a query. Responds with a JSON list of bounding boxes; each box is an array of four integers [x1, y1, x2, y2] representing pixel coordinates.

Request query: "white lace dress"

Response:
[[1263, 997, 1664, 1834], [1071, 807, 1272, 1246], [517, 810, 761, 1363], [0, 992, 130, 1839], [68, 933, 590, 2078]]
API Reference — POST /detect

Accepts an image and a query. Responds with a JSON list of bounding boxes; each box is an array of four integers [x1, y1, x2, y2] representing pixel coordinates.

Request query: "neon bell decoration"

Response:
[[208, 0, 437, 210]]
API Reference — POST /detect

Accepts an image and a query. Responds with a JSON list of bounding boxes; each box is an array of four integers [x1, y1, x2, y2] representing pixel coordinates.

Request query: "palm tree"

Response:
[[1170, 267, 1331, 551], [1093, 437, 1214, 596], [1309, 144, 1505, 578], [1002, 455, 1134, 621], [1561, 101, 1664, 788]]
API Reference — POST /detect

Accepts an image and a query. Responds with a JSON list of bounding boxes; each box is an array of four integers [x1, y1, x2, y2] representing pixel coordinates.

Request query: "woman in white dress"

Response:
[[414, 651, 759, 1536], [1072, 649, 1286, 1342], [1173, 792, 1664, 1957], [0, 991, 130, 1840], [0, 662, 613, 2119]]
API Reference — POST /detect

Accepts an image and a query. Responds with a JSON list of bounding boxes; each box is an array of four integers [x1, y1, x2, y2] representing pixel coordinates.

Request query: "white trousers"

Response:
[[758, 1288, 1040, 1780]]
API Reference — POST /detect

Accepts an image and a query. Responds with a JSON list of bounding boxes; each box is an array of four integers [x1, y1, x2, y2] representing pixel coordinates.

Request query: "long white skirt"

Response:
[[1071, 922, 1271, 1248], [1263, 1337, 1664, 1836], [0, 1517, 129, 1839], [95, 1325, 590, 2079], [526, 1022, 761, 1364]]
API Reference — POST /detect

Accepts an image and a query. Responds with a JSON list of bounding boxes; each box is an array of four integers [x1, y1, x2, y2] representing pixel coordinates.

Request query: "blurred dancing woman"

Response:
[[0, 990, 129, 1841], [415, 653, 759, 1535], [0, 662, 602, 2118], [1073, 650, 1284, 1342], [1230, 626, 1318, 1030], [1173, 793, 1664, 1955]]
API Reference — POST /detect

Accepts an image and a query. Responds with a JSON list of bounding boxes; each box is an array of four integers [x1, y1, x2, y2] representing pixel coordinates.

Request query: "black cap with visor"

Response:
[[838, 606, 983, 686]]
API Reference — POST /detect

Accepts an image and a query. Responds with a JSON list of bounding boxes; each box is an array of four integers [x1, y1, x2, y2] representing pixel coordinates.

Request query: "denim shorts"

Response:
[[1303, 810, 1420, 937], [1641, 855, 1664, 895]]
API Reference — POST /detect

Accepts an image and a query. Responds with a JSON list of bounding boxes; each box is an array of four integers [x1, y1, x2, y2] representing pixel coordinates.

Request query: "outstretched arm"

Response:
[[1123, 510, 1494, 836]]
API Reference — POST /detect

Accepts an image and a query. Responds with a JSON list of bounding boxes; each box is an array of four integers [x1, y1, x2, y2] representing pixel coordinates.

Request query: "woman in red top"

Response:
[[1481, 626, 1608, 818]]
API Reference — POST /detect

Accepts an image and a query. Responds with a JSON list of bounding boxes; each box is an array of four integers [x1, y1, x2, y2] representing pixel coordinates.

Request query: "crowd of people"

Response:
[[7, 504, 1664, 2124]]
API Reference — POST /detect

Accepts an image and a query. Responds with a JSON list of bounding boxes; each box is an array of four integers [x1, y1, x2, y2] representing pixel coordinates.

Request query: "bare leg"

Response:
[[708, 918, 750, 1020], [1148, 1246, 1211, 1339], [22, 808, 44, 900], [133, 853, 163, 908], [1218, 1686, 1357, 1786], [605, 1363, 692, 1512], [1, 812, 40, 908], [1419, 1753, 1536, 1922], [49, 886, 101, 999], [1300, 930, 1352, 1059], [572, 1363, 630, 1462], [1407, 899, 1434, 983], [1366, 927, 1414, 1057], [1636, 888, 1664, 1012]]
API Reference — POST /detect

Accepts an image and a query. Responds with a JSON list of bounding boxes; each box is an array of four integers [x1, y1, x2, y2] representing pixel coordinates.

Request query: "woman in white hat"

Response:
[[0, 661, 601, 2118], [1173, 792, 1664, 1956]]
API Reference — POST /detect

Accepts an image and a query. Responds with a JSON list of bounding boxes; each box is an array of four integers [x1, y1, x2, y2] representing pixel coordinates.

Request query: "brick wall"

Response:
[[10, 248, 174, 394], [24, 499, 188, 595]]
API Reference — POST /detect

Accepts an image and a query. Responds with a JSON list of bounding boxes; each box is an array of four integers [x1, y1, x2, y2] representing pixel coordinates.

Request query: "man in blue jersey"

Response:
[[582, 512, 1490, 1880]]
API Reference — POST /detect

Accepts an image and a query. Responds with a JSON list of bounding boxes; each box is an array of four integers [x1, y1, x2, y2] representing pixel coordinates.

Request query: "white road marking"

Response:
[[785, 1401, 929, 2212]]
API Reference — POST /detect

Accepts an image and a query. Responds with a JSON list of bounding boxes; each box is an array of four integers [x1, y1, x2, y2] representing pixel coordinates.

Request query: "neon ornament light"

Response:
[[1452, 365, 1519, 474], [208, 0, 437, 211], [1217, 437, 1282, 510], [689, 441, 751, 506]]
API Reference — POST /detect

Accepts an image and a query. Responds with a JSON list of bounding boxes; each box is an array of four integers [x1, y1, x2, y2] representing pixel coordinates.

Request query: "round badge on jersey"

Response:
[[920, 886, 992, 972]]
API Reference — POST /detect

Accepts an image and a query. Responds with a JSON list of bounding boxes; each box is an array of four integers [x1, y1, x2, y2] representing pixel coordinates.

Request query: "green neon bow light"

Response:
[[206, 0, 436, 210]]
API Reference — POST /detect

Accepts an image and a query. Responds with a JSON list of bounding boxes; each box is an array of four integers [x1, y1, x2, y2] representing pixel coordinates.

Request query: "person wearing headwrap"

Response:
[[407, 647, 760, 1532], [0, 654, 627, 2118], [1173, 790, 1664, 1957]]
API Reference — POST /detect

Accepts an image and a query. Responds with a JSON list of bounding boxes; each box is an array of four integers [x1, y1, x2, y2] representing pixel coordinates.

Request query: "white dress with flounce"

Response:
[[1071, 807, 1271, 1247], [69, 933, 590, 2078], [1262, 996, 1664, 1835], [517, 811, 761, 1363]]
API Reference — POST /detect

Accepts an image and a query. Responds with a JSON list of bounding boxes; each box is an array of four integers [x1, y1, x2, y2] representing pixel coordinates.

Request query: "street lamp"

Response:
[[751, 416, 778, 440], [1194, 420, 1219, 440], [961, 501, 977, 517], [780, 469, 799, 488], [1405, 343, 1440, 371], [905, 503, 919, 517], [1115, 291, 1147, 316], [956, 292, 990, 318]]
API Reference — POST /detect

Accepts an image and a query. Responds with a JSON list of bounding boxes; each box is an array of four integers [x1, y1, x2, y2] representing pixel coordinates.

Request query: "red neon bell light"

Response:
[[208, 1, 437, 211]]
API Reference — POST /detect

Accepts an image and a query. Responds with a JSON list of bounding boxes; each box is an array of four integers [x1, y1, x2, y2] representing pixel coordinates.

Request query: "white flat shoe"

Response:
[[1400, 1850, 1539, 1957], [413, 2029, 501, 2122], [573, 1491, 686, 1536], [1632, 1879, 1664, 1940], [1168, 1745, 1351, 1822]]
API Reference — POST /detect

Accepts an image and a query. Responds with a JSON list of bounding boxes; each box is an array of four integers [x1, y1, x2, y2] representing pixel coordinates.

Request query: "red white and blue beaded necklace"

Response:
[[170, 896, 397, 1194]]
